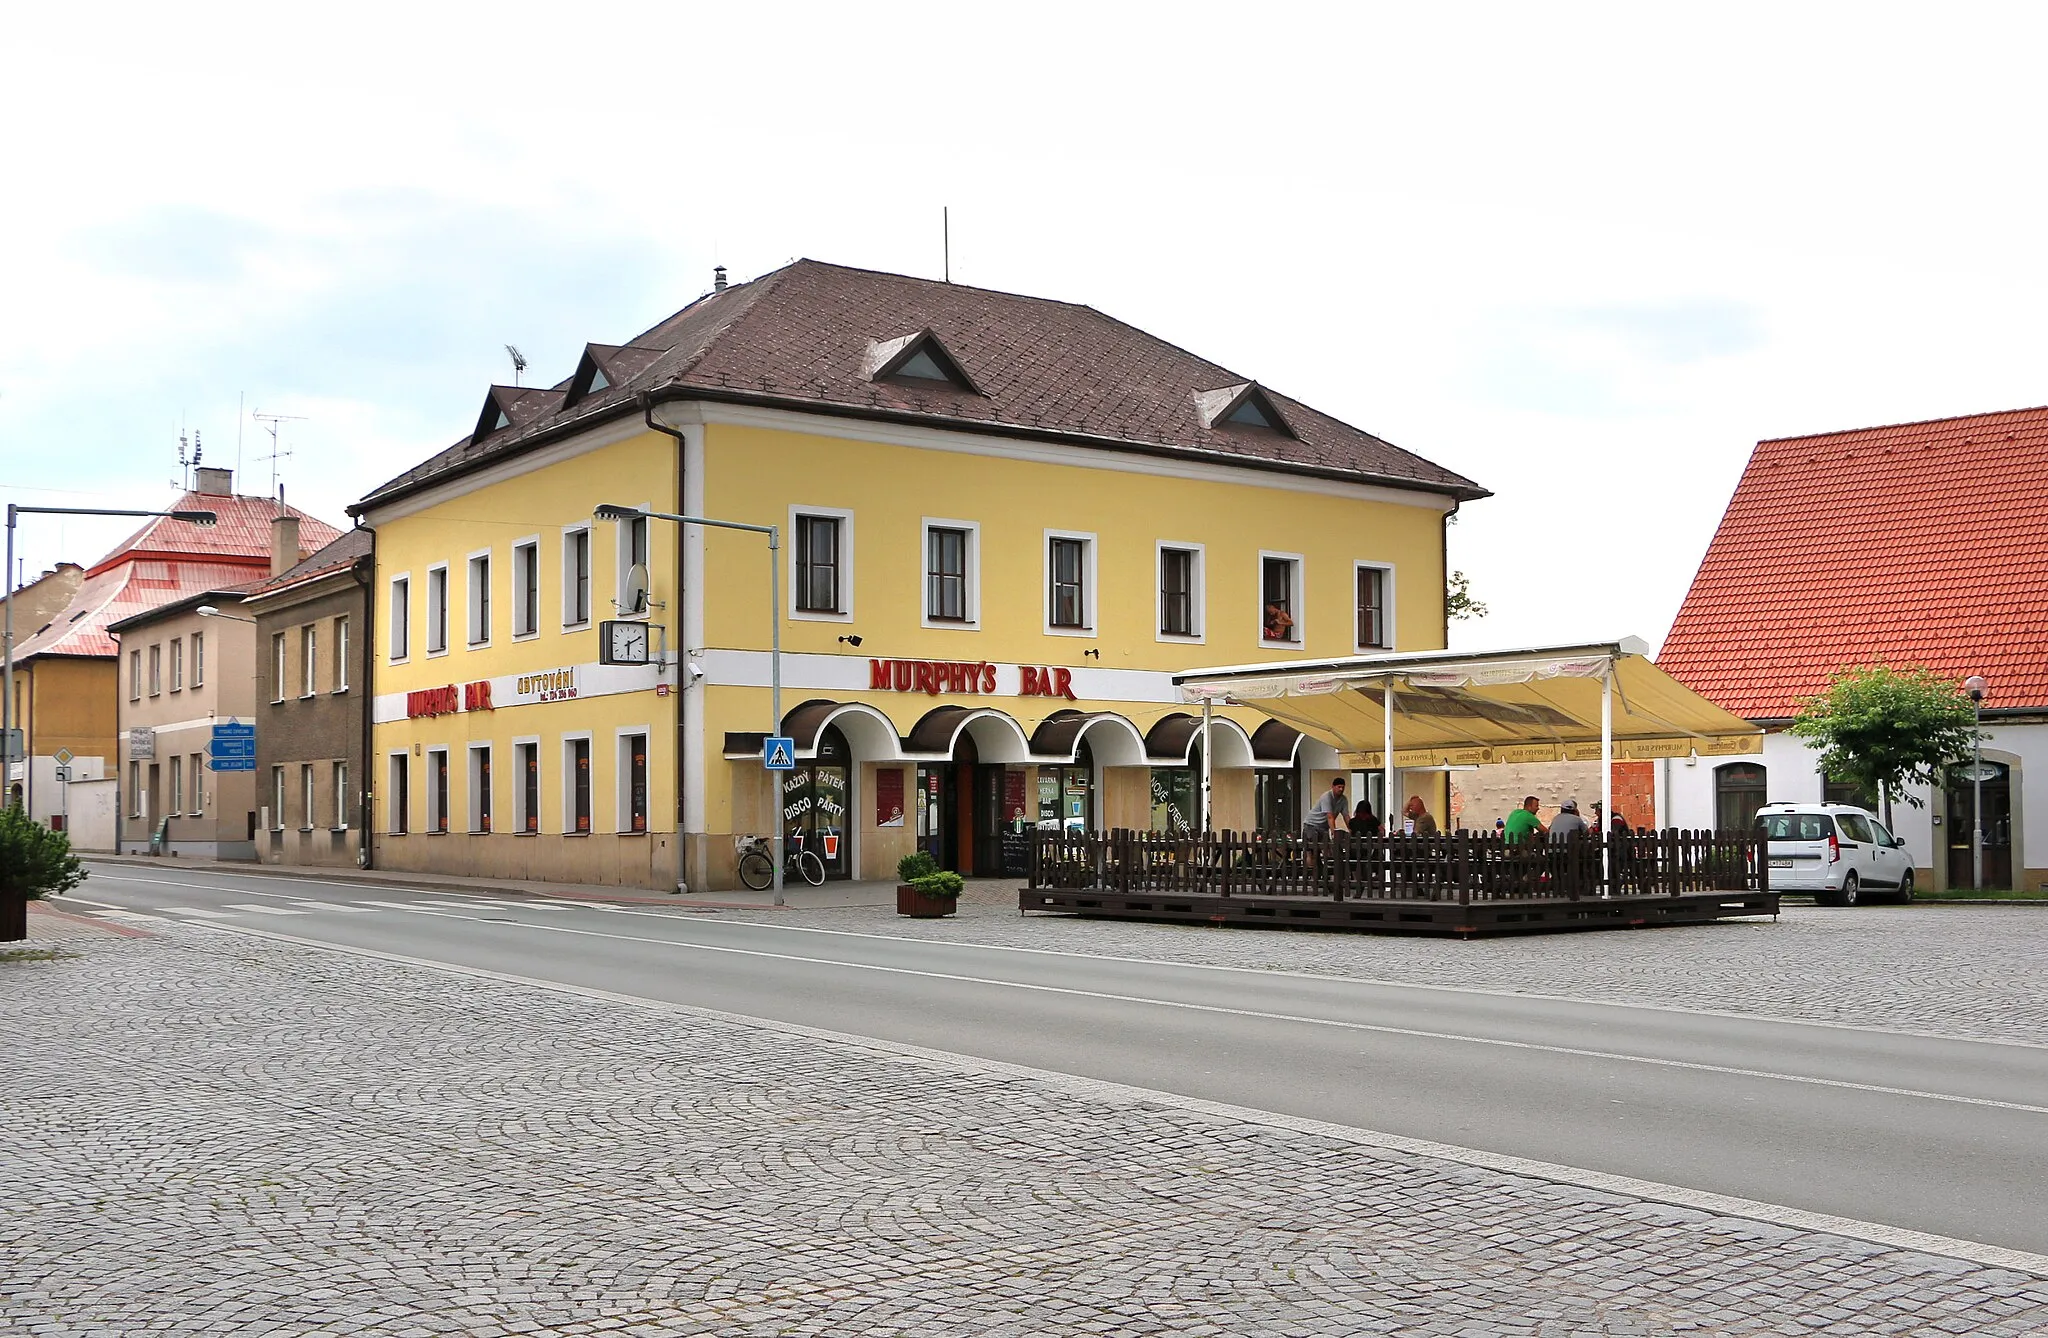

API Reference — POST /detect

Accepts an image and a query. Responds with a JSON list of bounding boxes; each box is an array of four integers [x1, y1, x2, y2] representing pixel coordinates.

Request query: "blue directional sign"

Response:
[[763, 736, 797, 771], [209, 722, 257, 771]]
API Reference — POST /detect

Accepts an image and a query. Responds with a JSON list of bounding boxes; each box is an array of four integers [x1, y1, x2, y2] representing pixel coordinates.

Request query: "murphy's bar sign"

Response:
[[406, 667, 577, 719], [869, 658, 1077, 701], [407, 685, 463, 719]]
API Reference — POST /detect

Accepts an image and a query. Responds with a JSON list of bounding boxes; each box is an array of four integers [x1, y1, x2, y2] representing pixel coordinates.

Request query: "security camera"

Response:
[[687, 662, 706, 680]]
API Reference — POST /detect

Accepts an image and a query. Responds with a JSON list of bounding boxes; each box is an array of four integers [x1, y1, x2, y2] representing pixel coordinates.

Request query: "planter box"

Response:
[[896, 884, 958, 918]]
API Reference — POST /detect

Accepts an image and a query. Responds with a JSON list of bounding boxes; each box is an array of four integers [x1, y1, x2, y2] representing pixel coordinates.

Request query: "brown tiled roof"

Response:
[[245, 528, 374, 600], [1658, 405, 2048, 717], [358, 260, 1487, 510]]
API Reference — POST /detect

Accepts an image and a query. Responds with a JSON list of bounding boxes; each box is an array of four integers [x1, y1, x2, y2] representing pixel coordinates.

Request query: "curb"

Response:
[[79, 853, 754, 910]]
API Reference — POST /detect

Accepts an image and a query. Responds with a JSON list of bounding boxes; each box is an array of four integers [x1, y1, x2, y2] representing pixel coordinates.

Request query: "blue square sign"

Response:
[[762, 736, 797, 771]]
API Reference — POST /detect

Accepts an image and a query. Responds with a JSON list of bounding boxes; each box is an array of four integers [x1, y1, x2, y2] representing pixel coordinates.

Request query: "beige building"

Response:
[[110, 589, 261, 858]]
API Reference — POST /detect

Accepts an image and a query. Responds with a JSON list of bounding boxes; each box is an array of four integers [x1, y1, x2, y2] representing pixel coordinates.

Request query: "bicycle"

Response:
[[736, 832, 826, 890]]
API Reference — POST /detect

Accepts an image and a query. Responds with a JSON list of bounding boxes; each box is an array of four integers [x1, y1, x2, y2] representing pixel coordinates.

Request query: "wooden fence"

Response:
[[1027, 828, 1766, 904]]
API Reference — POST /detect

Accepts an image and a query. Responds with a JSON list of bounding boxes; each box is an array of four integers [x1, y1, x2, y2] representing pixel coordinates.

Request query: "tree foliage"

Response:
[[0, 806, 88, 900], [1788, 665, 1980, 818], [1447, 570, 1488, 622]]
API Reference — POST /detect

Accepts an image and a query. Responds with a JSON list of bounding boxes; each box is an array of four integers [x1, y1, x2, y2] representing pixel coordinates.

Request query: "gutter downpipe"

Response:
[[353, 540, 375, 869], [642, 394, 692, 895]]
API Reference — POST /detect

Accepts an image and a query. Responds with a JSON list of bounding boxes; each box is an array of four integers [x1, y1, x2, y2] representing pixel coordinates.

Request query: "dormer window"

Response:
[[1193, 382, 1294, 438], [589, 366, 610, 392], [864, 329, 979, 393], [491, 409, 511, 431]]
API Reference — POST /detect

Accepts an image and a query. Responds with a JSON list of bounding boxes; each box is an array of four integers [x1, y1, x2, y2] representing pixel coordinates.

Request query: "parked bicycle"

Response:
[[736, 831, 827, 890]]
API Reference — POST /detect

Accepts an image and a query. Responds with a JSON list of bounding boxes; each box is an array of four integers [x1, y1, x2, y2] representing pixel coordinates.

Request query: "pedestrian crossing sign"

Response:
[[763, 737, 797, 771]]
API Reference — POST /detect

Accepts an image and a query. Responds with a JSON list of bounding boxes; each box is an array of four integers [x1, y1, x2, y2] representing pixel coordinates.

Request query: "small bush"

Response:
[[0, 807, 86, 900], [897, 851, 939, 883], [909, 870, 965, 898]]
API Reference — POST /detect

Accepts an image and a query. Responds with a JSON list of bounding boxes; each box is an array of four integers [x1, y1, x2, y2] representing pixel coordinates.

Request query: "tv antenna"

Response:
[[173, 429, 204, 490], [506, 345, 528, 386], [251, 410, 306, 502]]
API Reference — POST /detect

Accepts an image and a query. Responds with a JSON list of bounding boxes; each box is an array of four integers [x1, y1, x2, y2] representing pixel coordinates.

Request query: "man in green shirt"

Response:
[[1503, 796, 1545, 844]]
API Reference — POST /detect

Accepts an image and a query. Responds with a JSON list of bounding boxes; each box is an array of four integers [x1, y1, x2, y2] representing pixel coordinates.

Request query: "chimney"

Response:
[[193, 466, 233, 496], [713, 265, 728, 292], [271, 513, 301, 577]]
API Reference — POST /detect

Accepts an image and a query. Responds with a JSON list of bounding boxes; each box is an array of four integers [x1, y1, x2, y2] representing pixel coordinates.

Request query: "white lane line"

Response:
[[220, 904, 308, 916], [176, 917, 2048, 1279], [254, 899, 2048, 1119], [289, 902, 381, 913], [158, 906, 238, 920]]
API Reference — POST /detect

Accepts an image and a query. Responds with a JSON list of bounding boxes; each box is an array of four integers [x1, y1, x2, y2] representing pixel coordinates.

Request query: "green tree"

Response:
[[1787, 665, 1980, 827], [1447, 570, 1488, 622]]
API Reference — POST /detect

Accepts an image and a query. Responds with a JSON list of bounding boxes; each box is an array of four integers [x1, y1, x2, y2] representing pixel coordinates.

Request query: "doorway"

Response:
[[782, 725, 853, 879], [1946, 760, 2013, 889]]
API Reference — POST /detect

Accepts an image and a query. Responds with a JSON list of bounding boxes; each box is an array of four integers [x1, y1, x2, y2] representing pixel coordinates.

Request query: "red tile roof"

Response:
[[359, 259, 1487, 510], [1659, 405, 2048, 717], [20, 490, 343, 660]]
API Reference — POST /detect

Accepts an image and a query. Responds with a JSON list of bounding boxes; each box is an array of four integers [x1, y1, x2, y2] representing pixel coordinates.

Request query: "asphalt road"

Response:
[[69, 861, 2048, 1257]]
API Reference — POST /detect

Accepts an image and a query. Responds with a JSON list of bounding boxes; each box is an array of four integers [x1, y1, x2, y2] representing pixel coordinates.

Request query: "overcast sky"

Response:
[[6, 3, 2045, 654]]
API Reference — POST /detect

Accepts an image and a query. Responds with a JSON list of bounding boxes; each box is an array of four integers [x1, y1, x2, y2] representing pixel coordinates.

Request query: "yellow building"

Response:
[[354, 260, 1487, 889]]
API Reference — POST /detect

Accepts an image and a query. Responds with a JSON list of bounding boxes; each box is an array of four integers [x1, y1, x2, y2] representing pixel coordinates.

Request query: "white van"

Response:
[[1756, 803, 1915, 905]]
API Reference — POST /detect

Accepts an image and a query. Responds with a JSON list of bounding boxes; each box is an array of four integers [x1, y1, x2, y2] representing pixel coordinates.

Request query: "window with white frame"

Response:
[[618, 731, 649, 834], [148, 644, 161, 696], [1045, 530, 1096, 635], [1158, 543, 1204, 640], [467, 551, 491, 646], [923, 521, 976, 626], [1260, 552, 1304, 646], [300, 764, 316, 830], [562, 525, 592, 627], [129, 761, 141, 816], [615, 511, 649, 617], [300, 624, 317, 696], [564, 735, 592, 833], [389, 576, 410, 661], [271, 766, 286, 830], [511, 539, 540, 637], [271, 633, 287, 703], [468, 744, 492, 833], [427, 747, 449, 833], [129, 650, 141, 701], [1354, 563, 1393, 651], [792, 508, 853, 620], [426, 565, 449, 654], [189, 752, 203, 813], [388, 754, 410, 834], [514, 739, 540, 833], [193, 631, 204, 687], [334, 617, 349, 691], [168, 755, 183, 814], [169, 638, 183, 691], [334, 761, 348, 829]]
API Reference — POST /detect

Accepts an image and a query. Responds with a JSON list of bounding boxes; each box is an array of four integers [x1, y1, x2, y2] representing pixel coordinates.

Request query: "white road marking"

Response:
[[220, 904, 307, 916], [157, 906, 238, 919], [289, 902, 381, 913], [177, 917, 2048, 1280]]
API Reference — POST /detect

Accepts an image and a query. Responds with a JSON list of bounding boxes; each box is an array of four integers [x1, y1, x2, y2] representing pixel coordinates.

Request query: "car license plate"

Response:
[[1769, 858, 1794, 869]]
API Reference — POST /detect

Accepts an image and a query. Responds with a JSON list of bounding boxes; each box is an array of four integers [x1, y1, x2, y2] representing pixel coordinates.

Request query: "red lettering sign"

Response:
[[406, 685, 461, 719], [1017, 666, 1078, 702], [863, 658, 1073, 701], [463, 680, 494, 711]]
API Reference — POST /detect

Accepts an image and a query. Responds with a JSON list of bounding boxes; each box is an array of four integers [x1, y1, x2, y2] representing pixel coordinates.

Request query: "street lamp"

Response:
[[195, 604, 256, 624], [595, 503, 784, 903], [1964, 674, 1988, 891], [4, 504, 218, 809]]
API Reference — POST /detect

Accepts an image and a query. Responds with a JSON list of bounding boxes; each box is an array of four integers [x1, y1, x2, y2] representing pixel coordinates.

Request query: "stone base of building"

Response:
[[118, 840, 257, 861], [372, 831, 678, 890], [257, 827, 367, 870]]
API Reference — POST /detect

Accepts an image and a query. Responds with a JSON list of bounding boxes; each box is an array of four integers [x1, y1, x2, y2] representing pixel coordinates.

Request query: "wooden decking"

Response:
[[1019, 829, 1777, 937]]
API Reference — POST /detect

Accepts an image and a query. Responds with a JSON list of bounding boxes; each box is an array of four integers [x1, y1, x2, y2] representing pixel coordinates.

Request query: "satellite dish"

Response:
[[621, 564, 650, 616]]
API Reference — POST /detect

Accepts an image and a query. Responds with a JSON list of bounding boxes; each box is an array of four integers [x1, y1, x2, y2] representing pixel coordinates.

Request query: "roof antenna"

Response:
[[943, 205, 950, 283], [505, 345, 528, 387], [175, 430, 191, 490], [251, 409, 305, 507]]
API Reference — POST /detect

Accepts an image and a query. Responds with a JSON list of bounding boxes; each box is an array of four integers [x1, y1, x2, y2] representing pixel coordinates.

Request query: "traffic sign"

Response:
[[209, 756, 257, 772], [210, 722, 256, 759], [53, 765, 70, 782], [763, 736, 796, 771], [52, 747, 74, 766], [3, 728, 26, 763]]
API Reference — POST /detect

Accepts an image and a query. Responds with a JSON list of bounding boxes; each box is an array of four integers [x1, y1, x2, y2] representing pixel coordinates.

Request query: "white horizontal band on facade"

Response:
[[695, 649, 1181, 705], [372, 661, 663, 725]]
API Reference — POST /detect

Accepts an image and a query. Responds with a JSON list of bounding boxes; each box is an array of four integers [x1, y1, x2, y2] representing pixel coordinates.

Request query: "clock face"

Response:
[[608, 621, 649, 664]]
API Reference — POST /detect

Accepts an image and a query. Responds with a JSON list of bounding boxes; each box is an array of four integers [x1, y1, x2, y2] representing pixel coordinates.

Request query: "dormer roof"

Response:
[[863, 328, 981, 394], [1192, 382, 1294, 438]]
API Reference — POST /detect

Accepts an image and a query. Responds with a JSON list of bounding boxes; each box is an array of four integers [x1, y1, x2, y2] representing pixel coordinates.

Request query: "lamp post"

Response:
[[1964, 675, 1988, 891], [5, 504, 218, 810], [597, 504, 783, 903]]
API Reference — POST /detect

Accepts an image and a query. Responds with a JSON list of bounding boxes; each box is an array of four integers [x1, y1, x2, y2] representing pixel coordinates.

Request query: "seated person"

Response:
[[1547, 798, 1589, 842], [1263, 602, 1295, 642], [1503, 796, 1545, 844]]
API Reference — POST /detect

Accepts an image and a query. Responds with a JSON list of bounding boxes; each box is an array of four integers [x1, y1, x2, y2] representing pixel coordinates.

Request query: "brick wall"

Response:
[[1451, 760, 1657, 832]]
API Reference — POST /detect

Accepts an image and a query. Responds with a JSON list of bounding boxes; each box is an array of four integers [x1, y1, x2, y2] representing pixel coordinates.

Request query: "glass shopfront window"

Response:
[[1150, 767, 1197, 835], [1254, 770, 1298, 834], [1036, 740, 1095, 834], [781, 725, 852, 878]]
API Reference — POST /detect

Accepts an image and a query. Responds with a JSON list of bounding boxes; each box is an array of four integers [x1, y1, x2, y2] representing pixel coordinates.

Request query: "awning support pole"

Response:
[[1383, 676, 1396, 890], [1601, 662, 1614, 894], [1200, 697, 1214, 834]]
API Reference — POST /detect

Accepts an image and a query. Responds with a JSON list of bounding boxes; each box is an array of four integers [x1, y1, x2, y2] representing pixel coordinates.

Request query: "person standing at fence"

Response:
[[1548, 798, 1589, 842], [1402, 794, 1438, 836], [1303, 777, 1350, 842], [1503, 796, 1544, 844]]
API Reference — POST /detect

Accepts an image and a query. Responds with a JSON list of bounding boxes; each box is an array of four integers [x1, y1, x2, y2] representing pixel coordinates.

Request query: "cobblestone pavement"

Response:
[[5, 908, 2047, 1336], [685, 886, 2048, 1048]]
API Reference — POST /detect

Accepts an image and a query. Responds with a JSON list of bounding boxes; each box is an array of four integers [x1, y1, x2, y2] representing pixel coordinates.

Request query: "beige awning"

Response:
[[1174, 639, 1762, 767]]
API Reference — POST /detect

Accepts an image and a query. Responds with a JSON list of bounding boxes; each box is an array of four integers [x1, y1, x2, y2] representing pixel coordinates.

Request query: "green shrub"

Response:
[[909, 870, 965, 898], [0, 807, 86, 900], [896, 851, 939, 883]]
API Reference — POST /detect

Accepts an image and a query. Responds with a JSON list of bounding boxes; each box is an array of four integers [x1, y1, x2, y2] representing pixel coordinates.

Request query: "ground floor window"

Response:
[[169, 756, 183, 814], [189, 752, 204, 814], [1823, 777, 1878, 812], [516, 741, 539, 833], [389, 755, 409, 834], [1254, 770, 1297, 834], [300, 764, 315, 830], [334, 761, 349, 829], [271, 766, 286, 831], [469, 746, 492, 833], [1150, 767, 1197, 835], [1714, 762, 1767, 832], [621, 733, 649, 833], [782, 725, 850, 876], [428, 748, 449, 833], [568, 738, 592, 833], [1038, 744, 1095, 834]]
